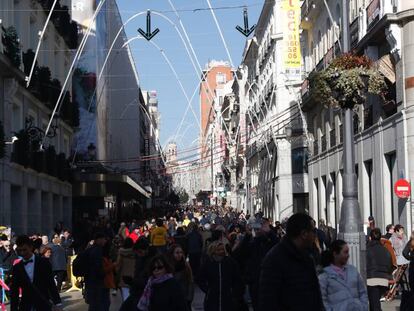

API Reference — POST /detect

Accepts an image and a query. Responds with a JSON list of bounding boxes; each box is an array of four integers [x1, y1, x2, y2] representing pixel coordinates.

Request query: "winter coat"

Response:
[[198, 256, 243, 311], [232, 232, 278, 285], [258, 237, 324, 311], [380, 238, 397, 267], [187, 230, 203, 254], [391, 233, 410, 265], [103, 257, 116, 289], [319, 265, 368, 311], [61, 236, 74, 258], [366, 240, 393, 280], [51, 244, 67, 271], [117, 248, 136, 287], [174, 261, 194, 303], [146, 277, 187, 311], [402, 240, 414, 289]]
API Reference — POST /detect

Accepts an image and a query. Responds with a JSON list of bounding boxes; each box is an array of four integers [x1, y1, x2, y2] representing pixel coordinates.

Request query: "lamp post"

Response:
[[338, 0, 365, 278]]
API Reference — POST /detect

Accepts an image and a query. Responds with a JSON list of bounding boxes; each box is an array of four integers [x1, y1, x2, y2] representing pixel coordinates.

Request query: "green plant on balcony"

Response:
[[37, 0, 78, 49], [28, 66, 79, 127], [22, 49, 37, 76], [308, 53, 386, 109], [1, 26, 21, 68], [0, 121, 5, 159]]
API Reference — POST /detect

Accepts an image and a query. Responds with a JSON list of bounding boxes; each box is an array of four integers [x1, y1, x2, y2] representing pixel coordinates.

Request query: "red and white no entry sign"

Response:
[[394, 179, 411, 199]]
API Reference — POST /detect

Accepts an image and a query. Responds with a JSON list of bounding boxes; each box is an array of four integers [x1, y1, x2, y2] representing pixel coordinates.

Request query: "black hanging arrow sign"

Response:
[[138, 10, 160, 41], [236, 8, 256, 37]]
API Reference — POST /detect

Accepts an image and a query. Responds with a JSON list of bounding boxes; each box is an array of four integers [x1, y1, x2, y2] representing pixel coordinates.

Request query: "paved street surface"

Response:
[[60, 286, 206, 311], [58, 287, 400, 311]]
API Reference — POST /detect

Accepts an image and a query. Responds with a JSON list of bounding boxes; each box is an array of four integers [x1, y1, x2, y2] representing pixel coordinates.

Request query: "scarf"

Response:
[[137, 273, 173, 311]]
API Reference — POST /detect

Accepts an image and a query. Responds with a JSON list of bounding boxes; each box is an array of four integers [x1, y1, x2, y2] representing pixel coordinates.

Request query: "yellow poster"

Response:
[[282, 0, 301, 80]]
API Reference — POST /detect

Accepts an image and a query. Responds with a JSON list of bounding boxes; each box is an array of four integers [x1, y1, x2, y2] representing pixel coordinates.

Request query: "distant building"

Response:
[[199, 60, 234, 193]]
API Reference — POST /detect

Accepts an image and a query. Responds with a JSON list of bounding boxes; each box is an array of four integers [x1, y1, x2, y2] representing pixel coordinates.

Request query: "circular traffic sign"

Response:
[[394, 179, 411, 199]]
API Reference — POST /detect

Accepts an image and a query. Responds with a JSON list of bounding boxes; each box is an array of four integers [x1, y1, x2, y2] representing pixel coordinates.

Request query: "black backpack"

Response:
[[72, 248, 90, 277]]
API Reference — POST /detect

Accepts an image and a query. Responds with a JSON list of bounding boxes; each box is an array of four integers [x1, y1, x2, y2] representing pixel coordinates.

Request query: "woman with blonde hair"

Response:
[[198, 241, 243, 311]]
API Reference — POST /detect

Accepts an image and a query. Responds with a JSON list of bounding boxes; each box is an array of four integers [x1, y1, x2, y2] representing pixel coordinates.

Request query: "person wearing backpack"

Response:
[[83, 232, 107, 311]]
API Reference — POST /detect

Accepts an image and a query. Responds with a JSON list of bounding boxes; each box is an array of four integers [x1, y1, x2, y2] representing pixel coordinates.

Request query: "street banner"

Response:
[[282, 0, 301, 80]]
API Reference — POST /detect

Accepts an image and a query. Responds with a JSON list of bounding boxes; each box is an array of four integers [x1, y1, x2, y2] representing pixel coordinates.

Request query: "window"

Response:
[[291, 147, 309, 174], [63, 135, 70, 156], [12, 103, 22, 132], [385, 153, 397, 224], [30, 16, 37, 49], [27, 109, 37, 126], [364, 160, 373, 217], [216, 73, 226, 85]]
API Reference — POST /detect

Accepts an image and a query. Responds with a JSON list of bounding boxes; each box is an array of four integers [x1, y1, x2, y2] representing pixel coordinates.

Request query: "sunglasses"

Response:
[[152, 265, 165, 271]]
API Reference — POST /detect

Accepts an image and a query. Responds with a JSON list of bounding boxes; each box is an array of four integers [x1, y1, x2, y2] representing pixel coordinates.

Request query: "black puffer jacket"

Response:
[[258, 237, 324, 311], [148, 278, 187, 311], [366, 240, 393, 280], [198, 256, 243, 311]]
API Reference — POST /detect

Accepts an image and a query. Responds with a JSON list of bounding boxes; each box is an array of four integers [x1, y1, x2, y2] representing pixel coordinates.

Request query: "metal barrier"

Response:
[[65, 256, 82, 293]]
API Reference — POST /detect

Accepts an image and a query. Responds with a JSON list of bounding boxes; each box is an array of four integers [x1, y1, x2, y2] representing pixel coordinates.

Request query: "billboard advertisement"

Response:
[[282, 0, 301, 80]]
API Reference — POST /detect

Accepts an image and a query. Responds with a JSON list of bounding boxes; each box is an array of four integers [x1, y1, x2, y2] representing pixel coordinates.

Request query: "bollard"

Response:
[[65, 255, 82, 293]]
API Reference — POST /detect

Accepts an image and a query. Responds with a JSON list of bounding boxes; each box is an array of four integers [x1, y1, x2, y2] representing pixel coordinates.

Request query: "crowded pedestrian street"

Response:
[[2, 0, 414, 310]]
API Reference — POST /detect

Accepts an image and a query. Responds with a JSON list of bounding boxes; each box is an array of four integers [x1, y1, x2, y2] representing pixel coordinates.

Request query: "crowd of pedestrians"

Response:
[[1, 208, 414, 310]]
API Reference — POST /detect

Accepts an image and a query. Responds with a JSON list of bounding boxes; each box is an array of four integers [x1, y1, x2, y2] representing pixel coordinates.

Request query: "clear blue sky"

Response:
[[116, 0, 264, 152]]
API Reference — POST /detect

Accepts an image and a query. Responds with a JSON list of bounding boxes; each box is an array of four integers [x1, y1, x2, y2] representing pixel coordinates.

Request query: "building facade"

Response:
[[242, 0, 309, 220], [300, 0, 414, 232], [199, 60, 234, 194], [71, 0, 151, 222], [0, 0, 78, 234]]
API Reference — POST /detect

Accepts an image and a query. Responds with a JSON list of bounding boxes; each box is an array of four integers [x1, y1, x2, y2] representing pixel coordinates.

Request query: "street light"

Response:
[[337, 0, 365, 278]]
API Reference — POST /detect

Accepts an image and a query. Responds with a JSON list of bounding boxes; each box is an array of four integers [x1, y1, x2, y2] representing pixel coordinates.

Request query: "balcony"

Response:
[[330, 129, 336, 148]]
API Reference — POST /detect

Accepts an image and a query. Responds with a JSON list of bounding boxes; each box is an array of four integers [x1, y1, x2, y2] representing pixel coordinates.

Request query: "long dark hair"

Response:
[[168, 244, 192, 283], [321, 239, 347, 267], [147, 254, 174, 276]]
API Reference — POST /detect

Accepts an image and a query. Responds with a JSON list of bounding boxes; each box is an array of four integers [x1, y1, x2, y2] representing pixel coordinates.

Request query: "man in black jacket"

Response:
[[258, 213, 323, 311], [11, 235, 62, 311], [233, 218, 278, 311], [84, 232, 107, 311], [367, 228, 393, 311]]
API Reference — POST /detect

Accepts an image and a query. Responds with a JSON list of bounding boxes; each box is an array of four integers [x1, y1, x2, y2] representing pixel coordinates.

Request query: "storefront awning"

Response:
[[73, 173, 151, 199]]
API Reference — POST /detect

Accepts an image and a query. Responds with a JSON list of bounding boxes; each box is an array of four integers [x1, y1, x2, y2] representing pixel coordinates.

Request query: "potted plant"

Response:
[[1, 26, 21, 68], [308, 53, 386, 109]]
